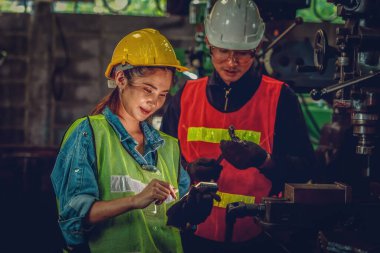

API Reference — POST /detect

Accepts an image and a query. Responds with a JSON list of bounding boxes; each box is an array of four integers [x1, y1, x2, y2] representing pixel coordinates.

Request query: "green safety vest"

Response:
[[76, 115, 182, 253]]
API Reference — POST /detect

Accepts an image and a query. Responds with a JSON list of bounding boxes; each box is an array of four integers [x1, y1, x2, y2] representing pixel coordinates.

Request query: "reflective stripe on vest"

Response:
[[187, 126, 261, 144], [179, 76, 283, 242], [213, 191, 255, 208]]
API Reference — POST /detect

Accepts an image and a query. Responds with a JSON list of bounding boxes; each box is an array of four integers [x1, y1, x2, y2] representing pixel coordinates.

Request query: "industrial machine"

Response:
[[310, 0, 380, 186], [221, 0, 380, 252]]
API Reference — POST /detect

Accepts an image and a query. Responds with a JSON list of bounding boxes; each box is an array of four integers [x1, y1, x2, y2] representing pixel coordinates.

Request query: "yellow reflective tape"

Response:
[[187, 127, 261, 144], [213, 191, 256, 208]]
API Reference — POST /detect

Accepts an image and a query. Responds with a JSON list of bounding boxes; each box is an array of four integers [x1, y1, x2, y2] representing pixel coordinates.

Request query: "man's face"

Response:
[[210, 46, 255, 85]]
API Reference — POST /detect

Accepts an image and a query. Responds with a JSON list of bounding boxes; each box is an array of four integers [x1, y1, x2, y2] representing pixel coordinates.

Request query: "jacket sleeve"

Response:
[[261, 85, 317, 195], [50, 119, 98, 247], [178, 165, 190, 198], [161, 85, 185, 139]]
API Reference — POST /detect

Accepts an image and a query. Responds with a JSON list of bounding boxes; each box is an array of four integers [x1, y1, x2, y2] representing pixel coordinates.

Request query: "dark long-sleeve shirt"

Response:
[[161, 67, 316, 194]]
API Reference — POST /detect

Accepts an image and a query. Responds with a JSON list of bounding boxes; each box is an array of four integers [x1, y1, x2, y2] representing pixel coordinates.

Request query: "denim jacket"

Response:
[[51, 107, 190, 246]]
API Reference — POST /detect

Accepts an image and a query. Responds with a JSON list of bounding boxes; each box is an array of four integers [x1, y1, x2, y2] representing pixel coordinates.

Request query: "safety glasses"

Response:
[[210, 46, 255, 63]]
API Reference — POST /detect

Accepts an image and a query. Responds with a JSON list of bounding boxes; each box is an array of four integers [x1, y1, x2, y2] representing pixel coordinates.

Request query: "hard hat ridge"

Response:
[[205, 0, 265, 50]]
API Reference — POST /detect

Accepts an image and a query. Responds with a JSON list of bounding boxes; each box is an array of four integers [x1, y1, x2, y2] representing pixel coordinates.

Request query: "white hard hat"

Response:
[[204, 0, 265, 50]]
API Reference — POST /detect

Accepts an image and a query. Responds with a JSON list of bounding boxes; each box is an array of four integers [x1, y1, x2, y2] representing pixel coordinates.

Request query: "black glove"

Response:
[[166, 184, 220, 228], [187, 158, 223, 182], [220, 140, 268, 169]]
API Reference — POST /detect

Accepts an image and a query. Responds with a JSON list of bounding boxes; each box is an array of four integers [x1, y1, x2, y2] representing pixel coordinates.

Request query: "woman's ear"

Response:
[[115, 70, 127, 90]]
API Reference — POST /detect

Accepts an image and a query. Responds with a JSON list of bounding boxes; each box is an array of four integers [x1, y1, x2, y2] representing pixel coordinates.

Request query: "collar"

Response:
[[102, 106, 164, 151], [208, 66, 262, 90]]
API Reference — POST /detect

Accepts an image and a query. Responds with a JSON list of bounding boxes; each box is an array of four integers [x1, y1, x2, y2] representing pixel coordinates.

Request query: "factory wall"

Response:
[[0, 4, 194, 147]]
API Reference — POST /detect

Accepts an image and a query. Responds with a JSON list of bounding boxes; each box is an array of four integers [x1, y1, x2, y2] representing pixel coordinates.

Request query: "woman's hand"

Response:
[[133, 179, 177, 209]]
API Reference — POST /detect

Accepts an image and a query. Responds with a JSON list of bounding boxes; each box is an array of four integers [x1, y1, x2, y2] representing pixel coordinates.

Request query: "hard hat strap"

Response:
[[107, 64, 134, 88], [115, 64, 134, 72]]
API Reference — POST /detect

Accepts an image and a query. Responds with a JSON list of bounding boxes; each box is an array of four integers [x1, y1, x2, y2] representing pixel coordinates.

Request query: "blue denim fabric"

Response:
[[51, 107, 190, 246]]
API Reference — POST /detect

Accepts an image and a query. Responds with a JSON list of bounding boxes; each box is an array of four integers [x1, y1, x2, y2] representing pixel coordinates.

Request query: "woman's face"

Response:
[[118, 68, 172, 122]]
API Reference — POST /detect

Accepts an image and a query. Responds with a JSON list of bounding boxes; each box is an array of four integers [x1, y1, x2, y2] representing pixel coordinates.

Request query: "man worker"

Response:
[[161, 0, 316, 252]]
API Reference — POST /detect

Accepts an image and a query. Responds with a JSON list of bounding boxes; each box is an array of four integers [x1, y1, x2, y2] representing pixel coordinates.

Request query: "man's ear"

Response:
[[255, 41, 263, 52], [204, 36, 210, 47]]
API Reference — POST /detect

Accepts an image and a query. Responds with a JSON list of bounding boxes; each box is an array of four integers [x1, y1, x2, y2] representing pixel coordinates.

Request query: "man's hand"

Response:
[[220, 140, 268, 169], [187, 158, 223, 182], [166, 184, 221, 228]]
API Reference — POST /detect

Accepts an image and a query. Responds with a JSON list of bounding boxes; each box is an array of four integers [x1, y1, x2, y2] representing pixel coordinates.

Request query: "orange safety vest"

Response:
[[178, 75, 283, 242]]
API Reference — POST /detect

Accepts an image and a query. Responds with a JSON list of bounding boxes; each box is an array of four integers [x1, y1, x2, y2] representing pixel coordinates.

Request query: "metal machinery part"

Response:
[[309, 0, 380, 177], [258, 17, 304, 58], [102, 0, 131, 14], [296, 27, 340, 75], [225, 183, 380, 252], [224, 183, 352, 238], [314, 29, 329, 73]]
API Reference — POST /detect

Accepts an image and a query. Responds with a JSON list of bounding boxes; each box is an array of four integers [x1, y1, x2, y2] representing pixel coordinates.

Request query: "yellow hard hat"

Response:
[[105, 28, 188, 79]]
